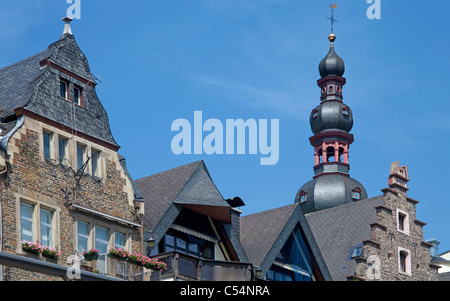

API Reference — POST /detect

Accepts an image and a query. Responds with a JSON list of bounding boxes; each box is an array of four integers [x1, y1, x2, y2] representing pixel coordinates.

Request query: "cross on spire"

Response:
[[327, 3, 338, 34]]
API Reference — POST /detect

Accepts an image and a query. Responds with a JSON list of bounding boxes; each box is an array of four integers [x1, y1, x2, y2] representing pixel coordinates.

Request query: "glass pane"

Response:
[[95, 226, 109, 254], [78, 236, 88, 252], [59, 139, 67, 163], [20, 203, 33, 219], [40, 209, 53, 247], [176, 237, 186, 250], [77, 145, 85, 170], [78, 221, 89, 236], [91, 151, 99, 176], [165, 234, 175, 247], [60, 81, 67, 98], [43, 132, 51, 159], [21, 220, 33, 242], [73, 88, 80, 104], [115, 232, 126, 249]]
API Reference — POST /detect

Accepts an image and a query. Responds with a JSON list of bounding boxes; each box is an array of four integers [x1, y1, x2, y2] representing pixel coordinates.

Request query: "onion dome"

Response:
[[318, 34, 345, 78], [294, 174, 368, 214], [310, 101, 353, 134]]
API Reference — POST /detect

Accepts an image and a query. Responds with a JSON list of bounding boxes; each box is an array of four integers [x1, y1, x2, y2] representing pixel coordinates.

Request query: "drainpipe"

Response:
[[0, 163, 7, 281]]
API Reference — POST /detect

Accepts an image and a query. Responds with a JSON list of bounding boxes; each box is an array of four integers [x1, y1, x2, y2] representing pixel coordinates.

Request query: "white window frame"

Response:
[[39, 207, 54, 248], [73, 85, 82, 106], [396, 208, 410, 235], [18, 198, 59, 252], [58, 136, 70, 166], [398, 247, 412, 276], [60, 78, 69, 100], [91, 149, 101, 177]]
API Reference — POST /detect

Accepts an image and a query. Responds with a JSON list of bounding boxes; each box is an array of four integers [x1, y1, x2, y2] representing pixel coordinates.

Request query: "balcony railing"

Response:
[[85, 253, 150, 281], [152, 251, 253, 281]]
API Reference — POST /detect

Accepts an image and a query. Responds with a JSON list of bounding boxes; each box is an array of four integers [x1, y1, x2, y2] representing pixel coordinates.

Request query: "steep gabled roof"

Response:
[[0, 33, 118, 148], [305, 195, 384, 280], [135, 160, 201, 230], [134, 161, 248, 261], [240, 203, 331, 280]]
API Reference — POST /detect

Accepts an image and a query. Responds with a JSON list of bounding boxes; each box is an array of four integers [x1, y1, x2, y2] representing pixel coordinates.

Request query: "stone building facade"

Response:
[[350, 162, 439, 281], [0, 19, 144, 280]]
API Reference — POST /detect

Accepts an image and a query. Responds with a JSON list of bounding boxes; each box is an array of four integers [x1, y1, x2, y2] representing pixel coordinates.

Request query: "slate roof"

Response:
[[240, 203, 331, 280], [439, 272, 450, 281], [134, 160, 248, 262], [0, 33, 118, 148], [135, 161, 201, 231], [305, 195, 385, 281], [241, 204, 298, 268]]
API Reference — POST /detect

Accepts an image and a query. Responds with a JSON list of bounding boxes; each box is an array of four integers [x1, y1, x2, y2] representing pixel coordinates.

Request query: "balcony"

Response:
[[152, 251, 254, 281], [82, 253, 149, 281]]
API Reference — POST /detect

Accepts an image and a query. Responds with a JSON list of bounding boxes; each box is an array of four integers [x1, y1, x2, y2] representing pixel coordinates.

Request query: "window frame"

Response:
[[58, 136, 70, 166], [73, 85, 83, 106], [60, 78, 69, 100], [396, 208, 410, 235], [39, 207, 54, 248], [18, 198, 59, 252], [76, 143, 87, 171], [91, 149, 101, 177], [43, 131, 54, 161], [398, 247, 412, 276]]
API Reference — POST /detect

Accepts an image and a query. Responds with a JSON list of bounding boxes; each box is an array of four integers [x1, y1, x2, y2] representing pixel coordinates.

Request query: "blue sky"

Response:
[[1, 0, 449, 253]]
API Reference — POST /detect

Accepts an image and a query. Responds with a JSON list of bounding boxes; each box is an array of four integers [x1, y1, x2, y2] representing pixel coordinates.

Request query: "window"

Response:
[[95, 226, 110, 274], [91, 149, 100, 177], [298, 191, 307, 204], [161, 230, 214, 259], [43, 131, 53, 160], [40, 208, 54, 248], [20, 201, 56, 248], [115, 232, 126, 249], [58, 137, 69, 165], [351, 246, 363, 258], [398, 248, 411, 276], [312, 110, 318, 119], [77, 221, 90, 252], [397, 209, 410, 235], [77, 144, 86, 170], [20, 202, 34, 242], [73, 86, 82, 106], [352, 188, 362, 200], [60, 79, 69, 100], [343, 107, 350, 117]]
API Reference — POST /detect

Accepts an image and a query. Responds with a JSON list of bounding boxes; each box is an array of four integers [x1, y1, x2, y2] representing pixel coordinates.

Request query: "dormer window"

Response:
[[60, 79, 69, 100], [298, 191, 307, 204], [352, 187, 362, 200], [73, 85, 83, 106], [343, 107, 350, 118]]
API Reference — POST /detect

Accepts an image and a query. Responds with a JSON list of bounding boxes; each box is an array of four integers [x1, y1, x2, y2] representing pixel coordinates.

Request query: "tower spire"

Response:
[[294, 5, 368, 213]]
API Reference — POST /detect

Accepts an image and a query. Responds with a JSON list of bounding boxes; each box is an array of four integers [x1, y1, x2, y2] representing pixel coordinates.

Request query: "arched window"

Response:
[[326, 146, 335, 162]]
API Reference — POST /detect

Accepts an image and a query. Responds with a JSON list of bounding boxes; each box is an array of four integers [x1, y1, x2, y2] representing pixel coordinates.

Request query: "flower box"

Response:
[[81, 249, 100, 261], [108, 247, 129, 261], [21, 241, 61, 260]]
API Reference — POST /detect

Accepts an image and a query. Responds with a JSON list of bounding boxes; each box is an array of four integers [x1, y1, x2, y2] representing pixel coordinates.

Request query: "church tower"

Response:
[[294, 11, 368, 213]]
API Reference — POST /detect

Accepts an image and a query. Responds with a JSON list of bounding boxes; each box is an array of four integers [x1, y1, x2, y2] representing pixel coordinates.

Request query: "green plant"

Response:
[[81, 249, 100, 261]]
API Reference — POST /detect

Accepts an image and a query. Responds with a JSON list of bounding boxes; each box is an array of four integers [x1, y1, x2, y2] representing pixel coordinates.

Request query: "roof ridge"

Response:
[[135, 160, 202, 183]]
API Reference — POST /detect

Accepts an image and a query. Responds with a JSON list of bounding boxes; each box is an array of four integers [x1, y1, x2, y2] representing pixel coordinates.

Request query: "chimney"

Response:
[[225, 197, 245, 238], [62, 17, 73, 36]]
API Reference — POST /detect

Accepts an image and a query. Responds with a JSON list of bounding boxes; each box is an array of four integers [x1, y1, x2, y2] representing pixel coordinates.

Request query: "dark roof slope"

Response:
[[305, 195, 385, 280], [240, 204, 298, 268], [0, 33, 118, 147], [135, 161, 201, 231]]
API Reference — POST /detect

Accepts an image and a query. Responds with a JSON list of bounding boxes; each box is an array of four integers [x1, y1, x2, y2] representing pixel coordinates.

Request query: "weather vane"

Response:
[[327, 3, 338, 34]]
